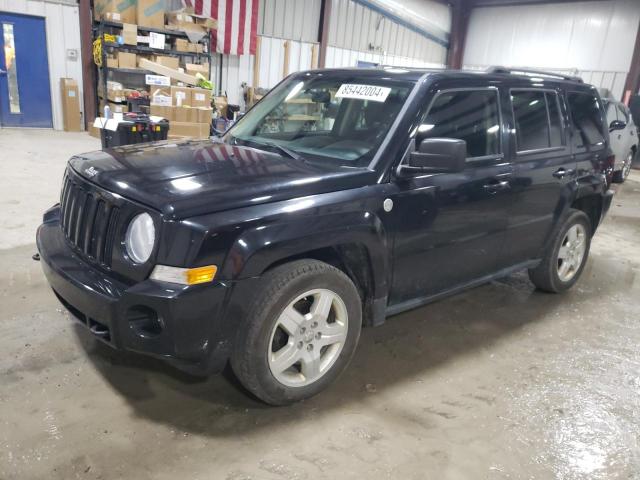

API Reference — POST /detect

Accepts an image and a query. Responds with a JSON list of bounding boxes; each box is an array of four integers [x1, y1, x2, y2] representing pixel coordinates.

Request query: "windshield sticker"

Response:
[[335, 84, 391, 103]]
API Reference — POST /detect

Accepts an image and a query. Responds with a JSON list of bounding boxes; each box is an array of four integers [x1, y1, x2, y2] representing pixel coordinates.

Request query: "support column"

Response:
[[318, 0, 332, 68], [79, 0, 95, 128], [447, 1, 471, 70], [623, 20, 640, 102]]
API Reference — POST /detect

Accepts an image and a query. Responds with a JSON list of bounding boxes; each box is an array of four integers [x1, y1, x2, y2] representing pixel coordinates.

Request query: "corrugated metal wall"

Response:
[[463, 0, 640, 99], [327, 0, 448, 65], [0, 0, 83, 130], [258, 0, 321, 42], [217, 0, 451, 105]]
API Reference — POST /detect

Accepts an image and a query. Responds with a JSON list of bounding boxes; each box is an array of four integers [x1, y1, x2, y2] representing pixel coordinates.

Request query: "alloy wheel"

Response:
[[268, 288, 349, 387], [557, 223, 587, 282]]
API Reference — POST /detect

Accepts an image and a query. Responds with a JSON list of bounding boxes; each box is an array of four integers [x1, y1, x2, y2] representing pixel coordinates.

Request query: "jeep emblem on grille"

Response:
[[84, 166, 99, 177]]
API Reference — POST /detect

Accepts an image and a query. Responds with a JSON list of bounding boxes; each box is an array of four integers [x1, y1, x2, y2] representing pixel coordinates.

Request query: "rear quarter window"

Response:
[[568, 92, 606, 149]]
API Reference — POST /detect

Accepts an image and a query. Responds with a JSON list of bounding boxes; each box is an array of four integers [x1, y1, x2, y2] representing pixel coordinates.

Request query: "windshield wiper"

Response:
[[263, 142, 305, 162]]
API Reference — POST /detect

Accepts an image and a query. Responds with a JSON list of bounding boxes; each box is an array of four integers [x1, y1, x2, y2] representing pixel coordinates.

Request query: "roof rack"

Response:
[[487, 66, 583, 83]]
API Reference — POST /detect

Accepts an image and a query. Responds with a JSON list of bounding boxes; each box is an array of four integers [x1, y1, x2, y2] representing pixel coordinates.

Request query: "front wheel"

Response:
[[528, 209, 592, 293], [231, 260, 362, 405], [613, 150, 633, 183]]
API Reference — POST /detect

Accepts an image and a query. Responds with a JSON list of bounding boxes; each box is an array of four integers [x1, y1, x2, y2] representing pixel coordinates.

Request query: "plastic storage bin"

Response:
[[100, 113, 169, 148]]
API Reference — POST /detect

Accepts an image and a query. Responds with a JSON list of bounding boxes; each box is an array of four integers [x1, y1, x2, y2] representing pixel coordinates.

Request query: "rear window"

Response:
[[511, 90, 564, 152], [568, 92, 605, 148]]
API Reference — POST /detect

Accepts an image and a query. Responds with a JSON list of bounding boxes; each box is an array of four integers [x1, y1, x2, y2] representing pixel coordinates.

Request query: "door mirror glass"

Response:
[[609, 119, 626, 132], [406, 138, 467, 173]]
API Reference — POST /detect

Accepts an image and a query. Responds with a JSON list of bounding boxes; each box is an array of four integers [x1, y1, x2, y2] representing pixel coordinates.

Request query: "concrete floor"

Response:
[[2, 129, 640, 479]]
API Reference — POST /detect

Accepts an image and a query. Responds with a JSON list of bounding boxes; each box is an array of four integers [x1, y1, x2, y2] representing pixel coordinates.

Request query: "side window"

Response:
[[511, 90, 549, 151], [511, 90, 565, 152], [418, 89, 501, 159], [568, 92, 606, 149], [546, 92, 564, 147]]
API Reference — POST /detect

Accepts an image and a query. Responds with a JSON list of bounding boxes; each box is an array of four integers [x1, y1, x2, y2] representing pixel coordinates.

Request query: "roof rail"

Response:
[[487, 66, 583, 83]]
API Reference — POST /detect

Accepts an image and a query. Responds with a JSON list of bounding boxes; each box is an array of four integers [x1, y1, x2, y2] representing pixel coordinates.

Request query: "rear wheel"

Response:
[[528, 209, 591, 293], [231, 260, 361, 405]]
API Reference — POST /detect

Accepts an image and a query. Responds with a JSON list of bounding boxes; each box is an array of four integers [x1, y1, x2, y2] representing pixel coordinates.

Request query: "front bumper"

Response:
[[36, 206, 233, 375]]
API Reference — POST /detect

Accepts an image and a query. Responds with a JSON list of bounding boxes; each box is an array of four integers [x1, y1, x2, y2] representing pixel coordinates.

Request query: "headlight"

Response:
[[125, 213, 155, 263]]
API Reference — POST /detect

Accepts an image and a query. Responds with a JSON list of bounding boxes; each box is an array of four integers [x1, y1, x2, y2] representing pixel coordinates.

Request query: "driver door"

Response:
[[387, 87, 514, 306]]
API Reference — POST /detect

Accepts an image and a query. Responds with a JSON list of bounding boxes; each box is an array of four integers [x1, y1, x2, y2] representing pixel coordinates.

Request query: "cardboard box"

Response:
[[117, 51, 137, 69], [150, 104, 173, 120], [154, 55, 179, 69], [108, 101, 129, 114], [60, 78, 82, 132], [184, 106, 199, 123], [175, 38, 189, 52], [191, 87, 211, 107], [94, 0, 136, 23], [214, 95, 228, 118], [172, 105, 189, 122], [104, 11, 122, 22], [185, 63, 209, 79], [139, 58, 198, 85], [122, 23, 137, 45], [170, 86, 192, 106], [187, 42, 198, 53], [88, 122, 102, 139], [106, 56, 119, 68], [196, 107, 212, 124], [193, 16, 218, 30], [150, 87, 172, 106], [169, 121, 210, 139], [137, 0, 165, 29]]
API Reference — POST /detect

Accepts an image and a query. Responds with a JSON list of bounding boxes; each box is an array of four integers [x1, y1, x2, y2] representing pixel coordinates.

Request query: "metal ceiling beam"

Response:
[[469, 0, 603, 7]]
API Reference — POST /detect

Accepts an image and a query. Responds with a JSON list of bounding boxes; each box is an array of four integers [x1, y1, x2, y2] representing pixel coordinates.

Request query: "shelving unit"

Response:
[[92, 19, 211, 114]]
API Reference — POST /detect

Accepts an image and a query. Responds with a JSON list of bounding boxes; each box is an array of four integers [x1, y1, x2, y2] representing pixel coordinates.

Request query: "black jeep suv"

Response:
[[37, 67, 613, 405]]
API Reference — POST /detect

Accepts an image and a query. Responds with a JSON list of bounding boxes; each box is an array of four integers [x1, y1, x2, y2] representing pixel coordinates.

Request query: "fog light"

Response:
[[127, 305, 162, 337], [150, 264, 217, 285]]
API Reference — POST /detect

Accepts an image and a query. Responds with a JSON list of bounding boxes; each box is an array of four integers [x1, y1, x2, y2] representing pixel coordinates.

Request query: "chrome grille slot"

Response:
[[59, 172, 119, 268]]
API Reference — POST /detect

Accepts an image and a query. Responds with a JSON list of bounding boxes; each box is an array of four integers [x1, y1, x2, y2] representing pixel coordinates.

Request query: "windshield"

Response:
[[225, 73, 413, 167]]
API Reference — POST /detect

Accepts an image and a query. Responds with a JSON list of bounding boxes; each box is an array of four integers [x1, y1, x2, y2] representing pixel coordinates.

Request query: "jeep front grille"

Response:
[[60, 173, 120, 267]]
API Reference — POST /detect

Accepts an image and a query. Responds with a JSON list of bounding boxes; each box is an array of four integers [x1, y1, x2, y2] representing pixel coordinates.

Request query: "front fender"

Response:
[[222, 208, 390, 299]]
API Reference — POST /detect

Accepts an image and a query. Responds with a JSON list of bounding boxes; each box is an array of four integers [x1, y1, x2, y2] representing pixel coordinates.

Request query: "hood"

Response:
[[69, 140, 376, 219]]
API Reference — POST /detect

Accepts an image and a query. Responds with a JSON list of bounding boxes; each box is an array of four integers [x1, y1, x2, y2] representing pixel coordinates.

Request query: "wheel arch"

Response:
[[219, 212, 391, 327]]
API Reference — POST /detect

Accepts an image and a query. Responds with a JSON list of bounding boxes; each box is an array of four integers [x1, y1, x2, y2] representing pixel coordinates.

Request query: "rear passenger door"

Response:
[[501, 88, 576, 267]]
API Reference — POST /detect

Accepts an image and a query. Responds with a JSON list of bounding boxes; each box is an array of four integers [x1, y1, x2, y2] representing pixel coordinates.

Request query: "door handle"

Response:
[[552, 168, 574, 179], [483, 180, 510, 193], [0, 68, 6, 75]]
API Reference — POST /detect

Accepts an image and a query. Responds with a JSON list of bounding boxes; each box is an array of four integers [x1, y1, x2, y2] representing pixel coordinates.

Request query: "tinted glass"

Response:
[[418, 90, 500, 158], [546, 92, 564, 147], [568, 93, 605, 148], [512, 91, 549, 151]]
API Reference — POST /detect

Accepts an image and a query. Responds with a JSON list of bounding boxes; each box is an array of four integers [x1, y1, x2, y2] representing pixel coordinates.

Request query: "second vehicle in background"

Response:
[[605, 98, 638, 183]]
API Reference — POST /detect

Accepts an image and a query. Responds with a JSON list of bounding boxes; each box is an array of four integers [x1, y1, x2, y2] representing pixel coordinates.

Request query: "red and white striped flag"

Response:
[[183, 0, 260, 55]]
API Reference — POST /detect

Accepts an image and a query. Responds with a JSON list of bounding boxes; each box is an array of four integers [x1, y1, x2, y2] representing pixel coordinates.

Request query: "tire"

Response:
[[528, 209, 592, 293], [230, 259, 362, 405], [612, 150, 633, 184]]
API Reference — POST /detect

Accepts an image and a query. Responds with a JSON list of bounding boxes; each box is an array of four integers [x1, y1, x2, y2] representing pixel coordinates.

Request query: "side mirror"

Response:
[[405, 138, 467, 173], [609, 119, 626, 132]]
